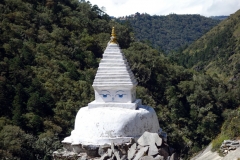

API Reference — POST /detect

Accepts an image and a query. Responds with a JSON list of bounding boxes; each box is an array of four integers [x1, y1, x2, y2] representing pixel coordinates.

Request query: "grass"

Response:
[[211, 134, 230, 152]]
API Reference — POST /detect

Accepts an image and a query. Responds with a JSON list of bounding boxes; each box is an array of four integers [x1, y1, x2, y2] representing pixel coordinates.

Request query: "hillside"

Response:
[[117, 13, 221, 53], [177, 9, 240, 82], [174, 9, 240, 157]]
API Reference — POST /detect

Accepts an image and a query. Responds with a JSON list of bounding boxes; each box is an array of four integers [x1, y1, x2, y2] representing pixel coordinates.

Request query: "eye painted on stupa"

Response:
[[100, 90, 111, 98], [115, 90, 126, 98]]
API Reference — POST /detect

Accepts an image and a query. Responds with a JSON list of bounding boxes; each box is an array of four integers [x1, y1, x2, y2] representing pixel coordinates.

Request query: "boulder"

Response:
[[169, 153, 178, 160], [128, 143, 137, 160], [139, 156, 155, 160], [158, 147, 169, 159], [148, 144, 159, 156], [153, 155, 164, 160], [137, 131, 162, 147], [133, 146, 149, 160], [82, 145, 99, 158]]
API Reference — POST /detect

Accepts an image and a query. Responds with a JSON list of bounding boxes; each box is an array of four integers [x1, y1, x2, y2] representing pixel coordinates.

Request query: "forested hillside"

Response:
[[0, 0, 239, 159], [117, 13, 220, 53], [172, 9, 240, 153], [175, 9, 240, 81]]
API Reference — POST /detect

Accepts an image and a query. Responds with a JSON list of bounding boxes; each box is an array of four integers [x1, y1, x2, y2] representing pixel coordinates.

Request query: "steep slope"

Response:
[[117, 13, 220, 53], [178, 9, 240, 82]]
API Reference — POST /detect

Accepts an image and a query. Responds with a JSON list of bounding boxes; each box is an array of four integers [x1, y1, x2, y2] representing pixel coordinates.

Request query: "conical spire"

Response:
[[109, 27, 118, 44], [92, 28, 137, 87], [90, 28, 138, 107]]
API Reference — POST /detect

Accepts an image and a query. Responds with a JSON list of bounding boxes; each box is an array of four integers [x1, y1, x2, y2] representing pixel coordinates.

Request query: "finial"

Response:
[[110, 27, 118, 44]]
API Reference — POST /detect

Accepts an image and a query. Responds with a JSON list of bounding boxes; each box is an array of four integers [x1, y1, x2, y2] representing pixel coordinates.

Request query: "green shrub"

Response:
[[211, 134, 230, 152]]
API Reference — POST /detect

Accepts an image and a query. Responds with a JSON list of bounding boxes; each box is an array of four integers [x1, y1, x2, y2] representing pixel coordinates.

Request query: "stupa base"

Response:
[[88, 99, 142, 110], [62, 105, 160, 146]]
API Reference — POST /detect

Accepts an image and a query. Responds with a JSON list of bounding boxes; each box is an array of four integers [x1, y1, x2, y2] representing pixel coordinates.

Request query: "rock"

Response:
[[169, 153, 178, 160], [153, 155, 164, 160], [224, 150, 228, 153], [82, 145, 99, 157], [121, 155, 127, 160], [148, 144, 159, 156], [72, 144, 84, 153], [158, 147, 169, 159], [128, 143, 137, 160], [114, 151, 121, 160], [111, 142, 115, 153], [107, 148, 113, 157], [137, 131, 162, 147], [62, 142, 73, 151], [100, 153, 109, 160], [133, 146, 149, 160], [139, 156, 155, 160], [78, 153, 87, 160], [98, 144, 110, 156], [118, 144, 128, 155], [229, 146, 237, 150]]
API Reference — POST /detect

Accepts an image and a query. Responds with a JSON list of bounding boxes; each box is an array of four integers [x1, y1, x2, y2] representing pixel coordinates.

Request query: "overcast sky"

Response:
[[89, 0, 240, 17]]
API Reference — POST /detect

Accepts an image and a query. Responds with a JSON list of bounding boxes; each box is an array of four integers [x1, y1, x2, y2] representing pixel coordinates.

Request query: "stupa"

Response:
[[62, 27, 160, 149]]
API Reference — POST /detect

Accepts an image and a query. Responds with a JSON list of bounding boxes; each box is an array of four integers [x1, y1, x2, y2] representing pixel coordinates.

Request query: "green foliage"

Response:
[[0, 125, 36, 159], [212, 134, 230, 152], [117, 13, 220, 53]]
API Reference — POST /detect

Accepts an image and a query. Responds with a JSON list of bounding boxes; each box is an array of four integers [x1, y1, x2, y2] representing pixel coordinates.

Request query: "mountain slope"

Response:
[[117, 13, 221, 53], [178, 9, 240, 82]]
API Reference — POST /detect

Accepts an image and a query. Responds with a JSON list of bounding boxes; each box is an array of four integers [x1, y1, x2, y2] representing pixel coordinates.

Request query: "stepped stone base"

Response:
[[88, 99, 142, 110]]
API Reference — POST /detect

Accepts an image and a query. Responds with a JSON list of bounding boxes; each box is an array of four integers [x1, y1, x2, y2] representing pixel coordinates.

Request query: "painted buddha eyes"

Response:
[[117, 94, 123, 98], [100, 90, 126, 100], [102, 94, 109, 98], [100, 90, 111, 98]]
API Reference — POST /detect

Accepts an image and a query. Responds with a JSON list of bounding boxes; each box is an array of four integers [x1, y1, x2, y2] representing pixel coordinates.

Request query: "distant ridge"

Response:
[[116, 13, 220, 53]]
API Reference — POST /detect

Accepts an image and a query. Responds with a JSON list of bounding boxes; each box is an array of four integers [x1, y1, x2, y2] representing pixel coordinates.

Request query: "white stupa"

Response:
[[62, 27, 160, 148]]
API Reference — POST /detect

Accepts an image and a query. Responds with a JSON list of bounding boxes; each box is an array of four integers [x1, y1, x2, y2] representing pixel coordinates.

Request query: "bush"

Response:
[[211, 134, 230, 152]]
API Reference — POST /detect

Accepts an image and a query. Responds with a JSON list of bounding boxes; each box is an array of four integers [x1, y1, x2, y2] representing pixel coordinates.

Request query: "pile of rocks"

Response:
[[53, 131, 178, 160], [220, 140, 240, 156]]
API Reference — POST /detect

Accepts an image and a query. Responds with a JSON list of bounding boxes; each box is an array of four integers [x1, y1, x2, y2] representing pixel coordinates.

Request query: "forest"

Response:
[[0, 0, 240, 159], [116, 13, 221, 53]]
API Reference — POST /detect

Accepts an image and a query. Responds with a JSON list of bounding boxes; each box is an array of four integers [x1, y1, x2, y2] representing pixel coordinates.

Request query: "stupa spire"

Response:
[[110, 27, 118, 44]]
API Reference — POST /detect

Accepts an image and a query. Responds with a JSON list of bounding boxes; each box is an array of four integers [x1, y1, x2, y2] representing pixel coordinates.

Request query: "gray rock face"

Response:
[[54, 130, 176, 160], [128, 143, 137, 160], [158, 147, 169, 159], [148, 144, 159, 156], [137, 131, 162, 147], [139, 156, 155, 160], [82, 145, 99, 158], [153, 155, 164, 160], [133, 146, 149, 160], [114, 151, 121, 160], [220, 140, 240, 156], [98, 144, 110, 156], [100, 153, 109, 160], [169, 153, 178, 160]]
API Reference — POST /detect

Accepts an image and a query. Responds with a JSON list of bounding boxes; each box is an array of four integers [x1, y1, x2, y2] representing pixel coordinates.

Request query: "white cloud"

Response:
[[88, 0, 240, 17]]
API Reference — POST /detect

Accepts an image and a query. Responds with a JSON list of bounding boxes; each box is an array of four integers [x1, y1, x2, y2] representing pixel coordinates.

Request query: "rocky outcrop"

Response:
[[53, 131, 178, 160], [220, 140, 240, 156]]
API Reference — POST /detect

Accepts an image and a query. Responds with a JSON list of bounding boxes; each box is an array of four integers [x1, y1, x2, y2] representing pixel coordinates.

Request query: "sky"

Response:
[[88, 0, 240, 17]]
